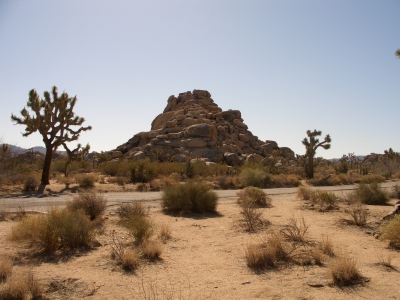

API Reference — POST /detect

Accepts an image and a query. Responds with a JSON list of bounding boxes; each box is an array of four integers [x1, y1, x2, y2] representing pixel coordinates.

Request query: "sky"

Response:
[[0, 0, 399, 159]]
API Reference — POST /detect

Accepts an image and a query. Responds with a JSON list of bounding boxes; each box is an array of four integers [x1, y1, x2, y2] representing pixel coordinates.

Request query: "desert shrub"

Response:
[[75, 173, 98, 189], [390, 184, 400, 199], [141, 240, 162, 260], [239, 168, 270, 188], [346, 203, 368, 226], [0, 270, 43, 300], [56, 174, 75, 185], [310, 249, 324, 266], [237, 187, 272, 208], [149, 179, 162, 191], [99, 161, 120, 176], [129, 160, 159, 183], [10, 207, 94, 252], [315, 191, 337, 209], [66, 190, 107, 220], [359, 174, 385, 184], [117, 202, 149, 220], [380, 215, 400, 248], [0, 256, 13, 283], [120, 215, 154, 244], [216, 175, 239, 189], [280, 216, 309, 242], [271, 174, 299, 187], [161, 181, 218, 213], [329, 250, 362, 285], [108, 176, 126, 186], [354, 182, 389, 205], [23, 176, 39, 192]]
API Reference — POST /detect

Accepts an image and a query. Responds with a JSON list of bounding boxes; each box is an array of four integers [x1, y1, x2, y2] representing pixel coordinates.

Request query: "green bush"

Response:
[[67, 190, 107, 220], [23, 176, 39, 192], [237, 186, 272, 208], [380, 215, 400, 248], [354, 182, 389, 205], [11, 207, 94, 253], [162, 181, 218, 213], [239, 168, 270, 188]]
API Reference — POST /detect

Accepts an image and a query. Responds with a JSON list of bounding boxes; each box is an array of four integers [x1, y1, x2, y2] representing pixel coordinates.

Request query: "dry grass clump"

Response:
[[245, 234, 289, 269], [380, 215, 400, 248], [329, 249, 363, 285], [296, 186, 314, 200], [358, 174, 386, 184], [377, 253, 393, 268], [67, 190, 107, 220], [0, 256, 13, 283], [74, 173, 98, 189], [354, 182, 389, 205], [239, 168, 270, 188], [108, 176, 126, 186], [158, 223, 172, 242], [319, 235, 335, 256], [141, 240, 162, 260], [280, 216, 310, 242], [110, 233, 140, 271], [237, 187, 272, 208], [162, 181, 218, 213], [10, 207, 94, 253], [346, 203, 368, 226], [0, 269, 43, 300]]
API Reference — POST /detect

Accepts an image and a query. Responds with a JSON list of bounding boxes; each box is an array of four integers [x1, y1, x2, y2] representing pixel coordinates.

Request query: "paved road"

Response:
[[0, 182, 398, 212]]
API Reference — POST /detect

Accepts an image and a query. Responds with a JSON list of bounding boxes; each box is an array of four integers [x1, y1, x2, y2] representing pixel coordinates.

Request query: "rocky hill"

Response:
[[113, 90, 294, 166]]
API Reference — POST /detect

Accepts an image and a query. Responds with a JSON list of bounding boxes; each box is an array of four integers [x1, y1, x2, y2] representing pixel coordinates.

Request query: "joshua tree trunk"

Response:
[[41, 146, 53, 186], [307, 155, 314, 179]]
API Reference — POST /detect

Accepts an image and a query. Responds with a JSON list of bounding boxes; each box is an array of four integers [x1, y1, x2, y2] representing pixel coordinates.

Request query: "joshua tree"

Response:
[[62, 142, 90, 177], [302, 129, 331, 179], [11, 86, 91, 191]]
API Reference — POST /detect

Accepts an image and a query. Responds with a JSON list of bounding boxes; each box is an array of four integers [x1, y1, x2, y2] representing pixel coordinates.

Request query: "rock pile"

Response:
[[113, 90, 294, 166]]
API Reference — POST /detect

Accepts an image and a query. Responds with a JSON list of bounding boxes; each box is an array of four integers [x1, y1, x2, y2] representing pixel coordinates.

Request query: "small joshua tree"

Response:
[[62, 142, 90, 177], [302, 129, 331, 179], [11, 86, 91, 191]]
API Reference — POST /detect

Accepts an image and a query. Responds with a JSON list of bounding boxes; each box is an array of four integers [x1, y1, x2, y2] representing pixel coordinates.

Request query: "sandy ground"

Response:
[[1, 192, 400, 300]]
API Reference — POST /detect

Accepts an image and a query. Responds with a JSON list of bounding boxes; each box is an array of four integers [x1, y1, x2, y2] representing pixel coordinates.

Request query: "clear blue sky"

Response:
[[1, 0, 399, 159]]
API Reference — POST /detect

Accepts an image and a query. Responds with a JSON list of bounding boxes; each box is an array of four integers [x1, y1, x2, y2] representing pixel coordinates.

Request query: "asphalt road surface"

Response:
[[1, 182, 398, 213]]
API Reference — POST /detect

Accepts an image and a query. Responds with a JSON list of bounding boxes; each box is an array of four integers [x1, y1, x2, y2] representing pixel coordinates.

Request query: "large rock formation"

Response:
[[113, 90, 294, 166]]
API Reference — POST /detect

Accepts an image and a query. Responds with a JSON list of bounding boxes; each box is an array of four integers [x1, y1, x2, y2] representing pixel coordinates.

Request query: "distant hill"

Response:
[[1, 144, 66, 155]]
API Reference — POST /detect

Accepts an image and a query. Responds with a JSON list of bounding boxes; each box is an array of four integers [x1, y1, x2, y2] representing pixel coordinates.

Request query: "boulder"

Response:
[[184, 123, 216, 139], [224, 152, 242, 166], [185, 138, 207, 148]]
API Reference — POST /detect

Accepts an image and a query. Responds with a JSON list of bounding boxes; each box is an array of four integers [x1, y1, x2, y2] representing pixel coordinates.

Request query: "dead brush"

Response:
[[379, 215, 400, 248], [329, 249, 363, 285], [296, 186, 314, 200], [346, 203, 368, 227], [240, 204, 265, 232], [0, 269, 43, 300], [110, 232, 140, 271], [280, 216, 310, 242], [0, 256, 13, 283]]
